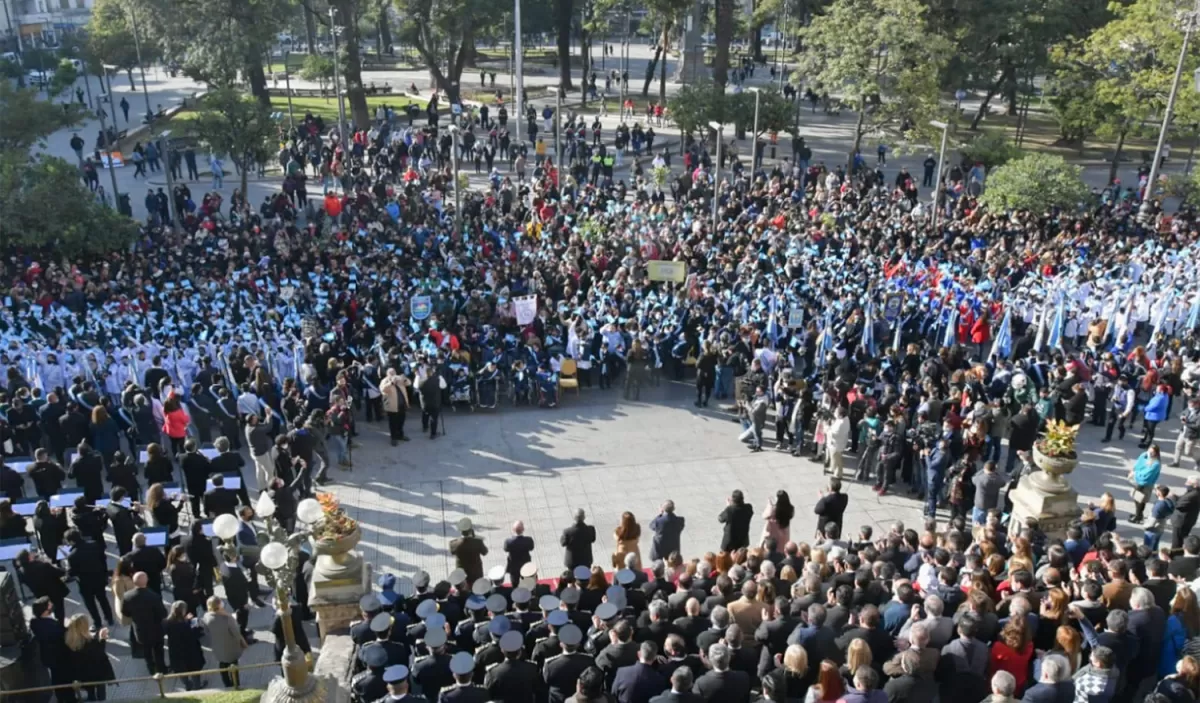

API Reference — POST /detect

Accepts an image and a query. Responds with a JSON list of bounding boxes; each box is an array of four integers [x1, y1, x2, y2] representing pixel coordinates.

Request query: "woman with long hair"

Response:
[[804, 659, 845, 703], [0, 499, 28, 540], [1163, 589, 1200, 676], [161, 393, 190, 457], [841, 638, 872, 684], [167, 545, 200, 615], [579, 565, 608, 613], [144, 483, 182, 539], [988, 614, 1034, 694], [89, 405, 122, 466], [761, 489, 794, 547], [111, 556, 138, 654], [143, 444, 174, 486], [164, 600, 206, 690], [1157, 655, 1200, 702], [611, 511, 642, 570], [1034, 588, 1069, 651], [779, 643, 814, 701], [63, 614, 115, 700]]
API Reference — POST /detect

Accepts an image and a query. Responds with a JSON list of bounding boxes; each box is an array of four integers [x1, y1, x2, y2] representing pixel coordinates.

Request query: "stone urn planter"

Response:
[[312, 526, 364, 585], [1029, 443, 1077, 494]]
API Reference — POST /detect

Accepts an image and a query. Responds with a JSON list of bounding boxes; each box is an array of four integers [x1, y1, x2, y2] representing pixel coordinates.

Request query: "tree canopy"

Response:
[[979, 153, 1090, 213], [0, 83, 137, 253], [191, 88, 279, 196]]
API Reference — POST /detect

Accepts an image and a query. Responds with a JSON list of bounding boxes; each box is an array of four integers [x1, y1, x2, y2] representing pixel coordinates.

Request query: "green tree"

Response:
[[713, 0, 735, 87], [191, 88, 278, 196], [85, 0, 153, 89], [300, 54, 335, 91], [1048, 0, 1200, 185], [959, 132, 1022, 169], [394, 0, 500, 105], [979, 153, 1089, 213], [50, 58, 80, 97], [0, 82, 137, 252], [669, 81, 795, 141], [797, 0, 952, 169]]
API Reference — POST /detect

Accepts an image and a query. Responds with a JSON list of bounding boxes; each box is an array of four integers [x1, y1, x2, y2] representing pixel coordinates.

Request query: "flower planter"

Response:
[[311, 526, 363, 584], [1033, 444, 1077, 479]]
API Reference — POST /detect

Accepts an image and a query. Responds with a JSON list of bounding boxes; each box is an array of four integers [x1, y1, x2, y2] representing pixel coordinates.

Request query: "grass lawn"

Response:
[[129, 689, 266, 703], [269, 94, 417, 122], [266, 55, 308, 74]]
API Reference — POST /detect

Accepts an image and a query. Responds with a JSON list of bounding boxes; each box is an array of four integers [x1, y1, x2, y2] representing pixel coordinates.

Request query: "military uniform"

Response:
[[351, 669, 387, 703], [542, 652, 593, 703], [471, 642, 502, 684], [529, 634, 560, 669], [436, 683, 490, 702], [412, 652, 453, 701], [483, 658, 541, 702]]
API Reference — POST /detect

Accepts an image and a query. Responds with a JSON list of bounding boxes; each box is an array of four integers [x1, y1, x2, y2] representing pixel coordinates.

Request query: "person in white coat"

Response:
[[826, 406, 851, 479]]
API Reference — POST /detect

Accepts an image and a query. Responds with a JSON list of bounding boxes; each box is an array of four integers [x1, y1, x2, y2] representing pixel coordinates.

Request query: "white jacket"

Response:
[[827, 417, 850, 450]]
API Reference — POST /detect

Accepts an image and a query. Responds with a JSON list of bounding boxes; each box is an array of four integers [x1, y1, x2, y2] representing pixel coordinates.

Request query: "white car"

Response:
[[25, 70, 50, 86]]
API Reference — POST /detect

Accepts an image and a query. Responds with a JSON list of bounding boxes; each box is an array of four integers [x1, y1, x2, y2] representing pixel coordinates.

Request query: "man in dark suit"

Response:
[[835, 604, 895, 669], [203, 473, 240, 517], [754, 597, 796, 677], [503, 520, 534, 584], [17, 550, 69, 622], [1172, 476, 1200, 550], [179, 438, 212, 517], [220, 552, 256, 642], [123, 571, 168, 674], [1018, 654, 1075, 703], [1126, 588, 1166, 699], [813, 478, 848, 536], [650, 667, 703, 703], [106, 486, 143, 556], [789, 603, 841, 667], [127, 532, 168, 594], [210, 435, 252, 506], [692, 642, 751, 702], [28, 597, 66, 687], [596, 620, 640, 688], [560, 509, 596, 570], [717, 490, 753, 551], [612, 641, 669, 703], [649, 501, 685, 563], [542, 624, 593, 703], [65, 528, 115, 627]]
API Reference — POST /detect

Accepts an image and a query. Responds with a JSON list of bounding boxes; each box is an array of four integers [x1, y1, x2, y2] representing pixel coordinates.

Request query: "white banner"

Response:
[[514, 295, 538, 326]]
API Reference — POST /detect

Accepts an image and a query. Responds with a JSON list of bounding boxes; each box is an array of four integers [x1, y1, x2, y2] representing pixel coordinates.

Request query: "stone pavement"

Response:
[[21, 376, 1200, 698]]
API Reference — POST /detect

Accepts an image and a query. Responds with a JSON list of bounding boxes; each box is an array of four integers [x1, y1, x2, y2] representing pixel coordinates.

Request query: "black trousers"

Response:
[[387, 410, 406, 440], [141, 634, 167, 674], [1105, 413, 1128, 440], [219, 661, 240, 688], [364, 396, 383, 422], [79, 582, 113, 626], [422, 407, 441, 437]]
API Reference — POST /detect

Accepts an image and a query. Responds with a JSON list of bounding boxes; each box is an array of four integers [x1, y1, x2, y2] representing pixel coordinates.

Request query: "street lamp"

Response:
[[548, 83, 562, 170], [125, 0, 154, 123], [1140, 0, 1200, 222], [449, 124, 462, 233], [328, 8, 350, 149], [929, 119, 949, 234], [514, 0, 524, 145], [258, 495, 325, 702], [709, 120, 724, 231], [747, 87, 761, 170]]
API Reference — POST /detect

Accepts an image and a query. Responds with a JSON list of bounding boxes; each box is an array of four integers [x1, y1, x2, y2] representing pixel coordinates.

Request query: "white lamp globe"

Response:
[[260, 541, 289, 571], [297, 498, 324, 524], [256, 491, 277, 518], [213, 514, 240, 541]]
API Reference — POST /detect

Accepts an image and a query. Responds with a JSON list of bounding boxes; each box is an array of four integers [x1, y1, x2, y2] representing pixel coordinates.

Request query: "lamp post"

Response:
[[329, 8, 349, 147], [709, 120, 723, 231], [514, 0, 524, 145], [255, 494, 327, 702], [929, 119, 949, 234], [549, 83, 562, 169], [95, 99, 122, 208], [125, 0, 154, 123], [1140, 0, 1200, 222], [283, 49, 296, 131], [449, 124, 462, 232], [747, 87, 761, 170]]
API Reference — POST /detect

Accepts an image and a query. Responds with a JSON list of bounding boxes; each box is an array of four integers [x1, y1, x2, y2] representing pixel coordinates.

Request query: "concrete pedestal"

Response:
[[1008, 471, 1079, 540], [309, 561, 373, 641], [674, 0, 708, 82]]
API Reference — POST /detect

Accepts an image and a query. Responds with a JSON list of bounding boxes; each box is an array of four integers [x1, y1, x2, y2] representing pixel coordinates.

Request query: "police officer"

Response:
[[474, 594, 510, 647], [517, 562, 552, 602], [542, 624, 592, 703], [378, 573, 401, 612], [352, 594, 385, 645], [559, 584, 591, 632], [531, 609, 569, 667], [615, 569, 647, 614], [409, 599, 442, 643], [375, 664, 427, 702], [439, 651, 489, 702], [412, 627, 453, 700], [404, 570, 435, 619], [485, 565, 513, 603], [508, 587, 537, 632], [524, 595, 560, 654], [352, 643, 389, 703], [367, 613, 412, 668], [454, 594, 487, 653], [472, 616, 508, 683], [586, 602, 619, 655], [432, 579, 463, 628], [484, 630, 542, 702]]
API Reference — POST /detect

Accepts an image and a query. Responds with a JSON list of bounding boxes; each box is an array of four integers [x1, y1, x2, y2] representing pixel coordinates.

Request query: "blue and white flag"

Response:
[[1149, 289, 1176, 350], [992, 308, 1013, 359], [1046, 294, 1066, 349], [1188, 292, 1200, 331], [861, 303, 876, 357], [942, 307, 959, 348]]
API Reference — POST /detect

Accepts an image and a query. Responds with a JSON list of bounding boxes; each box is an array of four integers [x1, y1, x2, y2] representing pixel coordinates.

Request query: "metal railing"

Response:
[[2, 661, 280, 698]]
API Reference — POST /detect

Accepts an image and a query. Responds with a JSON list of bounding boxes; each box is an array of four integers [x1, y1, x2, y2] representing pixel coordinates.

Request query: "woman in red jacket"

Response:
[[971, 310, 991, 356], [988, 611, 1035, 694], [161, 392, 192, 456]]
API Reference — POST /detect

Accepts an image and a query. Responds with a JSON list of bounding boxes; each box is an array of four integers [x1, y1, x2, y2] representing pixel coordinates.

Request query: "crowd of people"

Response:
[[7, 71, 1200, 702]]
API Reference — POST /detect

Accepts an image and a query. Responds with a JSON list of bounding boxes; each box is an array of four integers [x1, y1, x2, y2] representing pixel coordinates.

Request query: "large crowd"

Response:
[[6, 88, 1200, 703]]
